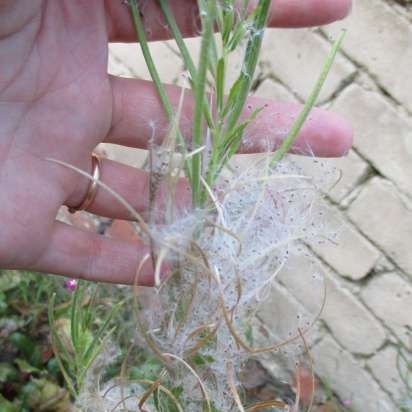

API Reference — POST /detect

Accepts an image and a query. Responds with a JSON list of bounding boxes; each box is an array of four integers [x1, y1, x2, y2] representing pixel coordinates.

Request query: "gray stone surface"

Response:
[[326, 150, 370, 203], [254, 78, 296, 102], [109, 41, 182, 84], [278, 253, 386, 355], [260, 29, 356, 102], [367, 345, 409, 404], [309, 204, 381, 280], [348, 178, 412, 276], [312, 337, 397, 412], [258, 282, 321, 344], [333, 84, 412, 196], [361, 273, 412, 346], [324, 0, 412, 112]]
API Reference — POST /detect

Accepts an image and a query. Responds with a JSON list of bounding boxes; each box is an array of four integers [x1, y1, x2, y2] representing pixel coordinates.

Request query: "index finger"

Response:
[[106, 0, 352, 42]]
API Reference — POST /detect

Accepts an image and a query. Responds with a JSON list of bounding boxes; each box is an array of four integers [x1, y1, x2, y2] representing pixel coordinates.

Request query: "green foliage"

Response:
[[0, 270, 70, 411], [131, 0, 344, 210], [129, 356, 163, 381], [396, 333, 412, 411], [48, 282, 123, 397], [318, 376, 354, 412]]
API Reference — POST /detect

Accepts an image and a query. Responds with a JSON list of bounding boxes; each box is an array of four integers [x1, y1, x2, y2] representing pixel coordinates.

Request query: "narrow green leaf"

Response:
[[129, 0, 191, 182], [224, 0, 271, 133], [222, 76, 243, 118], [191, 0, 216, 207], [271, 31, 347, 166], [81, 302, 123, 366], [216, 58, 225, 112], [48, 294, 77, 397], [222, 6, 234, 46], [70, 282, 83, 354], [157, 0, 214, 129]]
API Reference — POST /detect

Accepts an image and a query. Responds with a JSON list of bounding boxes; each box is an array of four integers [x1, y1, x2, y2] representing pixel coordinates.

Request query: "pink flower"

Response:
[[64, 278, 78, 292]]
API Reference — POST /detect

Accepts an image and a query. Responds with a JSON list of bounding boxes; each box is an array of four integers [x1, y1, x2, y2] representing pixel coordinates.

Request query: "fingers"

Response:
[[66, 157, 191, 220], [107, 77, 353, 158], [106, 0, 352, 42], [28, 221, 163, 285], [269, 0, 352, 28]]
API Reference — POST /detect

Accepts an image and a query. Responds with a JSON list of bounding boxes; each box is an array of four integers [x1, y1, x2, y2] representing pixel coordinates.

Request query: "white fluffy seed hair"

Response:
[[138, 154, 336, 408], [77, 150, 339, 411]]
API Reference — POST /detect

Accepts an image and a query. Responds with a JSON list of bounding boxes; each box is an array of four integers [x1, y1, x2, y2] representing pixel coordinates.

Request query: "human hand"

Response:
[[0, 0, 352, 284]]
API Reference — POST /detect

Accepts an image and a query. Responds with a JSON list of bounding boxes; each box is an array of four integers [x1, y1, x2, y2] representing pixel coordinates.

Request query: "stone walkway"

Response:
[[107, 1, 412, 410]]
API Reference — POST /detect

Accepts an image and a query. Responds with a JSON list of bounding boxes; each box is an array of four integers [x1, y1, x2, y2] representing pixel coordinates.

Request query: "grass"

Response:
[[0, 270, 153, 411], [397, 333, 412, 411], [0, 268, 359, 412], [0, 271, 70, 411]]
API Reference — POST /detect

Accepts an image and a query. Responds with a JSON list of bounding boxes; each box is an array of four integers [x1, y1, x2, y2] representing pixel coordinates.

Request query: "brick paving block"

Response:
[[258, 282, 321, 345], [312, 337, 397, 412], [109, 41, 182, 84], [98, 143, 147, 168], [108, 51, 136, 78], [348, 177, 412, 276], [374, 254, 396, 274], [278, 253, 386, 355], [361, 273, 412, 346], [309, 204, 380, 280], [367, 345, 408, 404], [324, 0, 412, 112], [259, 28, 356, 102], [326, 150, 370, 203], [254, 78, 297, 102], [332, 84, 412, 196], [277, 253, 324, 314]]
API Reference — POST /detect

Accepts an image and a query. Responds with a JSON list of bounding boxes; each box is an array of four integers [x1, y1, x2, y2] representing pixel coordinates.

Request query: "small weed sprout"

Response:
[[49, 1, 346, 410], [397, 331, 412, 411]]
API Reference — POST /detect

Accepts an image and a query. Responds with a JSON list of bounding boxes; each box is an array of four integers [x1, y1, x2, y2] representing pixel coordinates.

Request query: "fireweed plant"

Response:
[[48, 0, 346, 411]]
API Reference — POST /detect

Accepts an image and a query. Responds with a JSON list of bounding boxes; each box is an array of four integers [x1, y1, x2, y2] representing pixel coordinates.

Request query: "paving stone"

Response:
[[109, 41, 182, 84], [258, 282, 321, 345], [361, 273, 412, 346], [312, 337, 397, 412], [326, 150, 370, 203], [108, 51, 136, 78], [332, 84, 412, 196], [348, 177, 412, 276], [309, 205, 380, 280], [98, 143, 147, 168], [367, 345, 410, 404], [259, 28, 356, 102], [254, 78, 297, 102], [324, 0, 412, 112], [374, 255, 396, 274], [278, 253, 386, 355]]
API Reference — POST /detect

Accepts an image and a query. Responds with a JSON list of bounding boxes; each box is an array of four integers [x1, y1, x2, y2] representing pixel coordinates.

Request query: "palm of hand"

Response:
[[1, 1, 113, 267]]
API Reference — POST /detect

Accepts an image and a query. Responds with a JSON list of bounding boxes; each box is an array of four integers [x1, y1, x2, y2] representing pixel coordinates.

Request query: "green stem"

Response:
[[270, 31, 346, 167], [129, 0, 192, 182], [158, 0, 196, 78], [191, 0, 216, 207], [158, 0, 214, 129], [225, 0, 271, 133]]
